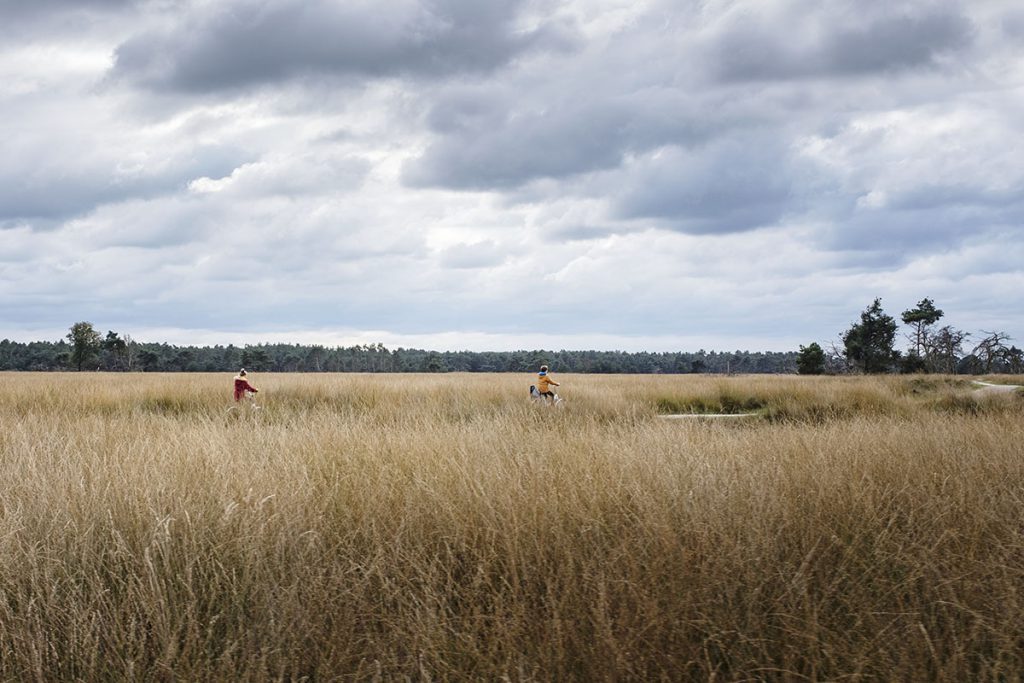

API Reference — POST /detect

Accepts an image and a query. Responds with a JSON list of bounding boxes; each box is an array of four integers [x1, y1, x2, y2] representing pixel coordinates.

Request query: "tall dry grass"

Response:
[[0, 372, 1023, 680]]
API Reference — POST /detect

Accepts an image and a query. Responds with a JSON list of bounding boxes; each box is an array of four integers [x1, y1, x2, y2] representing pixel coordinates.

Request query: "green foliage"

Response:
[[655, 389, 766, 415], [901, 377, 970, 395], [652, 376, 1016, 424], [899, 351, 928, 374], [103, 330, 126, 353], [66, 321, 102, 371], [9, 306, 1015, 376], [0, 334, 800, 374], [843, 298, 900, 374], [240, 346, 270, 372], [424, 351, 446, 373], [796, 342, 826, 375], [901, 297, 944, 357]]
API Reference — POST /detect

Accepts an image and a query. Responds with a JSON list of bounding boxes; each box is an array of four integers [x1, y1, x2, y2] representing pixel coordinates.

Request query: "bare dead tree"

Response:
[[922, 325, 969, 374], [972, 330, 1012, 373], [122, 333, 137, 371], [826, 340, 850, 374]]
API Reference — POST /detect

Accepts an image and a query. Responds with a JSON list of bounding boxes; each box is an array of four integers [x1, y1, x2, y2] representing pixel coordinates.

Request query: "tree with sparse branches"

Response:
[[922, 325, 969, 374], [901, 298, 944, 358], [972, 331, 1013, 373], [122, 333, 137, 371]]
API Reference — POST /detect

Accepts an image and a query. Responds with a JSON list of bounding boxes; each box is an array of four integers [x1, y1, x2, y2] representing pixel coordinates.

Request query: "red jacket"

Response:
[[234, 376, 257, 401]]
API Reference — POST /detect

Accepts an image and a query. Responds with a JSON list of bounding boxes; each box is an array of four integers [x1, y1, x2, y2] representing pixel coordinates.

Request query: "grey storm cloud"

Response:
[[403, 97, 631, 189], [886, 183, 1024, 213], [109, 0, 578, 92], [0, 145, 244, 224], [611, 140, 796, 234], [822, 203, 1024, 265], [708, 4, 975, 82], [805, 181, 1024, 264], [2, 0, 1022, 349], [401, 80, 755, 191], [1, 0, 139, 38], [0, 0, 135, 17], [402, 1, 978, 194], [1002, 11, 1024, 39]]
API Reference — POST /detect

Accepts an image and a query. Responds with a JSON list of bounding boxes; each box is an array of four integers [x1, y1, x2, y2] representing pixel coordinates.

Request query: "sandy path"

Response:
[[657, 413, 757, 420], [972, 380, 1022, 395]]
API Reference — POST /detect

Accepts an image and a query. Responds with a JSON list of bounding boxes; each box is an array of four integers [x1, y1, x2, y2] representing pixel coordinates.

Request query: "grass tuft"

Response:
[[0, 372, 1022, 680]]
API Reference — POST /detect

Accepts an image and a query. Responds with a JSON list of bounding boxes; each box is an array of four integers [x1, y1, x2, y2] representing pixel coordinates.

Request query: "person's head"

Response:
[[540, 365, 548, 372], [239, 368, 247, 376]]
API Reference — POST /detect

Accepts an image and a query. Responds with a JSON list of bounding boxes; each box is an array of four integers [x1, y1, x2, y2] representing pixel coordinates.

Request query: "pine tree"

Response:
[[843, 299, 899, 373], [901, 298, 944, 358], [796, 343, 826, 375]]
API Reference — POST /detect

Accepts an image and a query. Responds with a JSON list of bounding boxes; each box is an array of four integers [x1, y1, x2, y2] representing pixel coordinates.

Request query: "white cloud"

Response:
[[1, 0, 1022, 352]]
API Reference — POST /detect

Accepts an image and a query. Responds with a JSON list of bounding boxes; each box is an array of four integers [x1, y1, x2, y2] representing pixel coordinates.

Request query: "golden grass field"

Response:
[[1, 372, 1023, 681]]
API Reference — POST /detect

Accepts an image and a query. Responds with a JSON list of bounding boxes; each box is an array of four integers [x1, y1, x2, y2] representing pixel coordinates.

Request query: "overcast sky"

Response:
[[2, 0, 1022, 352]]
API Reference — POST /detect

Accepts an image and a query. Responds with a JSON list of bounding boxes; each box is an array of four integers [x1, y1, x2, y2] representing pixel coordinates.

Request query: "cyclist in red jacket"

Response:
[[233, 369, 259, 402]]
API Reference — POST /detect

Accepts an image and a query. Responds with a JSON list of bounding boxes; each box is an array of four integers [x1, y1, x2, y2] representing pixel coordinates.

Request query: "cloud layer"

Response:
[[111, 0, 576, 91], [1, 0, 1022, 351]]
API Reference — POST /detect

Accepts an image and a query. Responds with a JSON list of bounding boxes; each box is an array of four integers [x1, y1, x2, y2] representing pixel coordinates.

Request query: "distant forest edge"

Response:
[[7, 297, 1023, 374], [0, 337, 795, 374]]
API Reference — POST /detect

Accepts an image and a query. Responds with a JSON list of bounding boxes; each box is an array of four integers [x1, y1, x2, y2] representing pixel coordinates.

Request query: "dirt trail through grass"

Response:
[[973, 380, 1023, 395], [657, 412, 757, 419]]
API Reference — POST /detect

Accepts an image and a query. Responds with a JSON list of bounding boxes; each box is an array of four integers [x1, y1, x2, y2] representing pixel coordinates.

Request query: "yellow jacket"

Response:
[[537, 373, 559, 392]]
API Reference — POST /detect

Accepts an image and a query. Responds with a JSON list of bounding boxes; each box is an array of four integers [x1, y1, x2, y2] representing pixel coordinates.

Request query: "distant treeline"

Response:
[[0, 338, 797, 374], [11, 295, 1021, 375]]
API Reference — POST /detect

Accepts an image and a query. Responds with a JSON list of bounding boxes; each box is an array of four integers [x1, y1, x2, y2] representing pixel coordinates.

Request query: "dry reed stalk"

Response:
[[0, 372, 1021, 680]]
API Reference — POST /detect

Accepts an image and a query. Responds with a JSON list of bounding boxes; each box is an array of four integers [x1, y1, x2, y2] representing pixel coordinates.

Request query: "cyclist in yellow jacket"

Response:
[[536, 365, 560, 402]]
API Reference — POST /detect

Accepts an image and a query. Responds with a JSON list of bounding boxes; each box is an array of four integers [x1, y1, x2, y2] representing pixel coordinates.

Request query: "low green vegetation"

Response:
[[653, 375, 1014, 423]]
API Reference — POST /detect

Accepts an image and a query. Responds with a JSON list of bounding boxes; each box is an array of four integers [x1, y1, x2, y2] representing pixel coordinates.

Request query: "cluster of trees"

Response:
[[797, 298, 1022, 375], [4, 304, 1015, 376], [0, 322, 798, 374]]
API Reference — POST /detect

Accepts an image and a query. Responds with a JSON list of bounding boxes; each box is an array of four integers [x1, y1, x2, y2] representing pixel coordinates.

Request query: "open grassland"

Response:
[[1, 372, 1023, 681]]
